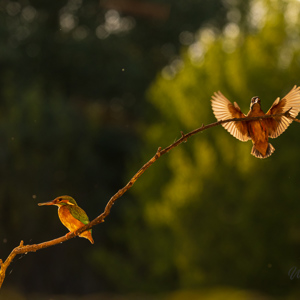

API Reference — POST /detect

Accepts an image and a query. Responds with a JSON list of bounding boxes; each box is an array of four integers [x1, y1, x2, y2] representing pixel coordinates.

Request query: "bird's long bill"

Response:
[[38, 201, 54, 206]]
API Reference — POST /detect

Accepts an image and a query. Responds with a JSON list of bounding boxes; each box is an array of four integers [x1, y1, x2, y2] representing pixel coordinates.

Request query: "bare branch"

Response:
[[0, 109, 297, 288]]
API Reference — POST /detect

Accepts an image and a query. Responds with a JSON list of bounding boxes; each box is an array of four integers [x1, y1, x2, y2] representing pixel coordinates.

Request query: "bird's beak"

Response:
[[38, 201, 55, 206]]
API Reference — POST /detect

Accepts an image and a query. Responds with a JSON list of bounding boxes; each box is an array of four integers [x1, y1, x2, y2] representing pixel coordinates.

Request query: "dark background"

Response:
[[1, 0, 300, 299]]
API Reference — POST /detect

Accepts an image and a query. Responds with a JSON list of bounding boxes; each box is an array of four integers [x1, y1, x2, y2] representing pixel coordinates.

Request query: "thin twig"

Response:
[[0, 109, 296, 288]]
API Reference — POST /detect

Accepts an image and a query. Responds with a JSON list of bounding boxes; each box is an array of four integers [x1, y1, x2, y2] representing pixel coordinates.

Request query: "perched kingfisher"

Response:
[[38, 195, 94, 244], [211, 85, 300, 158]]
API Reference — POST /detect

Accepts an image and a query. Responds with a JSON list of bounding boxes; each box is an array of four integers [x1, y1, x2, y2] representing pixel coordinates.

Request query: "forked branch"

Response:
[[0, 109, 296, 288]]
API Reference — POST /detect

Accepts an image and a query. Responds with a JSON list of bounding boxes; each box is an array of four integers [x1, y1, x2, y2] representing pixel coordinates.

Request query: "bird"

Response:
[[38, 195, 94, 244], [211, 85, 300, 158]]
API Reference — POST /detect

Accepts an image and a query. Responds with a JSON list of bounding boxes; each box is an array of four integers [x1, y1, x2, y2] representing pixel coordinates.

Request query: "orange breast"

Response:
[[58, 206, 85, 232], [58, 206, 94, 244], [248, 120, 269, 155], [248, 121, 267, 139]]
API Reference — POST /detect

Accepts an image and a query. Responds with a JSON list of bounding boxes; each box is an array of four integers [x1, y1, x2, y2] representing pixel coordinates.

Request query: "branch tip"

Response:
[[284, 107, 292, 117], [155, 147, 162, 157], [180, 131, 188, 142]]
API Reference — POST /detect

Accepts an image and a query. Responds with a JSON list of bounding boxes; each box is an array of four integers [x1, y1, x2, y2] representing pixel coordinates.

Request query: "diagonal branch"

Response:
[[0, 109, 297, 288]]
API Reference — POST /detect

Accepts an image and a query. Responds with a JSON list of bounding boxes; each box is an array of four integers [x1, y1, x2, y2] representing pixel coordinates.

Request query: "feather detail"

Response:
[[265, 85, 300, 138], [211, 91, 250, 141]]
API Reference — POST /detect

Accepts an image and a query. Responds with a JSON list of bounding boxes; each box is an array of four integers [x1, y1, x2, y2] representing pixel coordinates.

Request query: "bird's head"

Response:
[[38, 195, 78, 207], [250, 96, 261, 110]]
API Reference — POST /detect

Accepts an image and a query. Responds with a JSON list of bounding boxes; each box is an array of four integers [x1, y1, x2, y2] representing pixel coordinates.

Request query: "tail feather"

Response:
[[251, 143, 275, 159], [79, 230, 94, 244]]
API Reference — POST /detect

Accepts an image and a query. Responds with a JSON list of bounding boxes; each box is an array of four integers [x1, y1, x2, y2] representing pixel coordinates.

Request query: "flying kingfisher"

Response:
[[38, 195, 94, 244], [211, 85, 300, 158]]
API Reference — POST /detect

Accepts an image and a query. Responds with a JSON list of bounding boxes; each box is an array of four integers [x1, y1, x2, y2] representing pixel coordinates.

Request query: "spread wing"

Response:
[[265, 85, 300, 138], [211, 91, 250, 141]]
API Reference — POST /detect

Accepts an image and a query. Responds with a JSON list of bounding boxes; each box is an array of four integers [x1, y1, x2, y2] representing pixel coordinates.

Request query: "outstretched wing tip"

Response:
[[210, 91, 250, 142], [267, 85, 300, 138]]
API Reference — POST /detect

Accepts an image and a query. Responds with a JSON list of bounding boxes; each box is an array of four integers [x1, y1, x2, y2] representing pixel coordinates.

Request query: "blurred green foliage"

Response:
[[2, 0, 300, 298], [0, 285, 282, 300], [0, 0, 232, 296], [126, 0, 300, 297]]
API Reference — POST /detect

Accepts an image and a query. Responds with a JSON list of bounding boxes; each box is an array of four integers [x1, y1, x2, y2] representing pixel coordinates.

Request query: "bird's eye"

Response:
[[59, 197, 62, 201]]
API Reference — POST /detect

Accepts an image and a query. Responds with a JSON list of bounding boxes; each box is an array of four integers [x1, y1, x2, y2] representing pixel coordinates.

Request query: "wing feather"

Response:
[[265, 85, 300, 138], [211, 91, 250, 141], [70, 206, 90, 225]]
